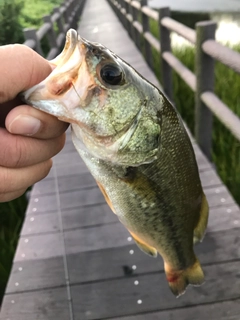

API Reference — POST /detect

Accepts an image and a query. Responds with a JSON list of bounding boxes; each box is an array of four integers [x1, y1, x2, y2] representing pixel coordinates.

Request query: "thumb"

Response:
[[0, 44, 52, 103]]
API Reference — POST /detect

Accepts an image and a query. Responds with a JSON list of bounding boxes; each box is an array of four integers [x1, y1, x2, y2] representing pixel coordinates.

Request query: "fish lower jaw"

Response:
[[25, 99, 68, 119]]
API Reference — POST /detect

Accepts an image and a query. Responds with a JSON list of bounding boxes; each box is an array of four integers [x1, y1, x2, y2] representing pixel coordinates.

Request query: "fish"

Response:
[[23, 29, 209, 297]]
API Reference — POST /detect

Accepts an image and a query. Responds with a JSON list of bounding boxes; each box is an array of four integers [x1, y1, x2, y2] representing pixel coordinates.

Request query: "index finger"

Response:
[[0, 44, 52, 103]]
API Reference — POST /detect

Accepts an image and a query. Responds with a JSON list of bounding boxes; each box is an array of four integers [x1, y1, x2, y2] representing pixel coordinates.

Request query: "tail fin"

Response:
[[165, 259, 204, 297]]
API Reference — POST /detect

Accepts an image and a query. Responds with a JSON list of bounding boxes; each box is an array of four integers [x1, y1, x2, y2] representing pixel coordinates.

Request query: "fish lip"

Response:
[[50, 28, 79, 67]]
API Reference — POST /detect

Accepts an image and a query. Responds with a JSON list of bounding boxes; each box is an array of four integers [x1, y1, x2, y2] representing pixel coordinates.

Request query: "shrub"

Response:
[[0, 0, 24, 45]]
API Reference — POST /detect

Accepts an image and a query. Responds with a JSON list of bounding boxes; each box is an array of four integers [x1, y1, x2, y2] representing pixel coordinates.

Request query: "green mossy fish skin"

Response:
[[72, 94, 203, 271], [23, 29, 209, 297]]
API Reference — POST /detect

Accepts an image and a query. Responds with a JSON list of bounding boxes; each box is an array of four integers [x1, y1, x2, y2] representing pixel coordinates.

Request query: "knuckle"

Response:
[[40, 159, 52, 179], [30, 160, 52, 184], [57, 133, 66, 151], [45, 134, 66, 159]]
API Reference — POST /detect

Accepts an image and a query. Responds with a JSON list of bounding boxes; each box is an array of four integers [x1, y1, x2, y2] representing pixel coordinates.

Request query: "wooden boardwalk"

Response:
[[1, 0, 240, 319]]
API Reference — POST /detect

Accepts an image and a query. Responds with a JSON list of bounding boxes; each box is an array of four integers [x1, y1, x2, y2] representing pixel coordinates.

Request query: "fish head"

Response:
[[23, 29, 162, 165]]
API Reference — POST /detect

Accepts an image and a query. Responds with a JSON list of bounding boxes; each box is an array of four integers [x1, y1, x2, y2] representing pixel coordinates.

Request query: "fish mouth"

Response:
[[23, 29, 87, 118]]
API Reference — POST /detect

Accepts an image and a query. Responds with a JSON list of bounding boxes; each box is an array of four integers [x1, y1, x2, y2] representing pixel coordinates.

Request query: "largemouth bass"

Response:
[[24, 29, 209, 297]]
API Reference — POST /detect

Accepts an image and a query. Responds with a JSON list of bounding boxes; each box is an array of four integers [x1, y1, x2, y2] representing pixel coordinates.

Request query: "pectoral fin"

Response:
[[129, 231, 158, 258]]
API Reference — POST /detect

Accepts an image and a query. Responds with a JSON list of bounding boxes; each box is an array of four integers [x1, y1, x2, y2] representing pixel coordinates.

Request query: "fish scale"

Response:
[[23, 28, 209, 297]]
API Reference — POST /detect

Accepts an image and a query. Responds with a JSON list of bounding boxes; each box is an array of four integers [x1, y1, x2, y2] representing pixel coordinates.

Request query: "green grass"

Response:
[[149, 19, 240, 205], [0, 197, 28, 301]]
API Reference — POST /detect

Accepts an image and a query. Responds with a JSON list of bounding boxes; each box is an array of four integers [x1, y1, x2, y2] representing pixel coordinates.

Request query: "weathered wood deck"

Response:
[[1, 0, 240, 319]]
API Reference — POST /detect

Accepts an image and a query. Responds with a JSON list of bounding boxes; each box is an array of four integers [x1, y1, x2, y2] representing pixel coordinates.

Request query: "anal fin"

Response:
[[96, 180, 116, 214], [129, 231, 158, 258], [194, 193, 209, 244]]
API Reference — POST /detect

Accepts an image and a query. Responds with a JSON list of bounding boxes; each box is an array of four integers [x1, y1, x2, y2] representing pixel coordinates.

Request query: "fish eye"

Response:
[[100, 64, 123, 86]]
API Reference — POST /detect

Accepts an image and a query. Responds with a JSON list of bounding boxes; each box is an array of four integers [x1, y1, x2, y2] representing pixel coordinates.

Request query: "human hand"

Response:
[[0, 44, 69, 202]]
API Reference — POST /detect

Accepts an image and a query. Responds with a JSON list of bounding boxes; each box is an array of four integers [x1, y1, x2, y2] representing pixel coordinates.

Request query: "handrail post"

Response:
[[63, 1, 70, 27], [127, 1, 135, 41], [43, 15, 58, 49], [141, 0, 153, 69], [78, 0, 85, 16], [53, 7, 64, 34], [195, 21, 216, 160], [131, 1, 141, 49], [71, 0, 80, 30], [67, 0, 73, 21], [24, 28, 43, 56], [115, 0, 122, 23], [124, 0, 131, 37], [121, 0, 128, 30], [158, 7, 173, 102]]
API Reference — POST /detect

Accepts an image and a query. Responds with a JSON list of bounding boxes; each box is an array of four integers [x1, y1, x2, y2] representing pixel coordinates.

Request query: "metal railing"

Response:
[[23, 0, 85, 60], [108, 0, 240, 160]]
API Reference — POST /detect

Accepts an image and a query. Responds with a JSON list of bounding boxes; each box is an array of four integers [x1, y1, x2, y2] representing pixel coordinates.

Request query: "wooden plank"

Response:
[[59, 140, 76, 154], [14, 232, 63, 262], [26, 193, 58, 214], [31, 178, 56, 197], [53, 150, 82, 166], [5, 257, 65, 294], [61, 204, 118, 230], [208, 204, 240, 232], [70, 261, 240, 319], [64, 222, 129, 254], [199, 169, 222, 188], [111, 299, 240, 320], [66, 227, 240, 284], [21, 211, 59, 236], [193, 148, 213, 171], [66, 244, 155, 284], [205, 185, 236, 208], [0, 288, 70, 320], [97, 37, 137, 53], [55, 161, 89, 177], [59, 187, 105, 210], [21, 204, 118, 236], [58, 173, 96, 193]]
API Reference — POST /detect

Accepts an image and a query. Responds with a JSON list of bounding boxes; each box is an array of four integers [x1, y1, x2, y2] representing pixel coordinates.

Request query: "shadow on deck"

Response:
[[1, 0, 240, 319]]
